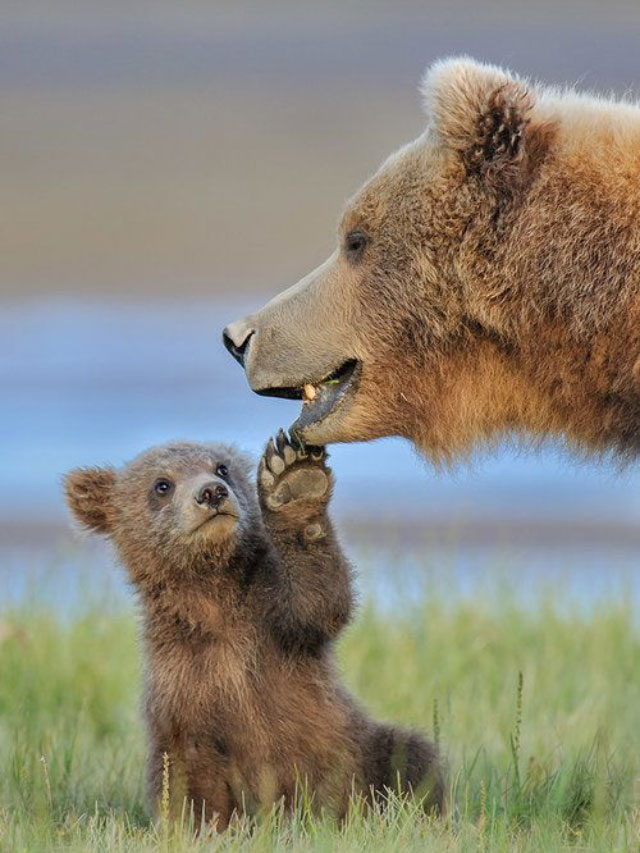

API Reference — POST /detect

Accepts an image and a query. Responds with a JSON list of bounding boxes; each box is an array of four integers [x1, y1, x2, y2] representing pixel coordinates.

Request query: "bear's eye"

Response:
[[215, 463, 229, 479], [154, 479, 174, 496], [344, 229, 368, 262]]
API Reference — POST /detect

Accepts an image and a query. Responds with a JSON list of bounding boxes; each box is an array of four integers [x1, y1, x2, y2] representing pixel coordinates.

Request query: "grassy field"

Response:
[[1, 571, 640, 852]]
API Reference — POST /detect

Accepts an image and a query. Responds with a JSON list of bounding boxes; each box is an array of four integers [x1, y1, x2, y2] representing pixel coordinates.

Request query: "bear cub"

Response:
[[65, 431, 443, 828]]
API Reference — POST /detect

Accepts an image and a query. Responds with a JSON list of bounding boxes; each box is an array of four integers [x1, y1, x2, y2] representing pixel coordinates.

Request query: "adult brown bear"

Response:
[[224, 58, 640, 463]]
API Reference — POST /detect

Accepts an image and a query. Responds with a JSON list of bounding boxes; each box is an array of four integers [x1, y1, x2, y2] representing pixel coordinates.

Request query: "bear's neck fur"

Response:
[[448, 139, 640, 461], [400, 315, 640, 464]]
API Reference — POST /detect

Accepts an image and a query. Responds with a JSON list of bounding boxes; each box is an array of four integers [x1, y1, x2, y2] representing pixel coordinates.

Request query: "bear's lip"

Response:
[[281, 359, 361, 441], [252, 359, 357, 402], [253, 358, 360, 442], [190, 509, 239, 535]]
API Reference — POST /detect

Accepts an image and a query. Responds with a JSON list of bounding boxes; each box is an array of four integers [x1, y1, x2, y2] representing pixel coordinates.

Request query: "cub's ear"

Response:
[[422, 56, 536, 184], [64, 467, 117, 534]]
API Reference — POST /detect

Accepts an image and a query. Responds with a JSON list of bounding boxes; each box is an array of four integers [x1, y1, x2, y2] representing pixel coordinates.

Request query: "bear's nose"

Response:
[[196, 482, 228, 508], [222, 322, 254, 368]]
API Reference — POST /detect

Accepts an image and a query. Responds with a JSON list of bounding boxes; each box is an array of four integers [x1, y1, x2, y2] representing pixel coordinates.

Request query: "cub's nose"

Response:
[[196, 482, 229, 508], [222, 321, 254, 367]]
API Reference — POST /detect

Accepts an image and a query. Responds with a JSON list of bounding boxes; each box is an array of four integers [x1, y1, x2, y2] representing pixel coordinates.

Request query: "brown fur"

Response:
[[64, 436, 443, 829], [224, 58, 640, 462]]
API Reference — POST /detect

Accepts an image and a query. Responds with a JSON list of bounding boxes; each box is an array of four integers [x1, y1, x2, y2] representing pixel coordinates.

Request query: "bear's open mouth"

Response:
[[255, 359, 360, 439]]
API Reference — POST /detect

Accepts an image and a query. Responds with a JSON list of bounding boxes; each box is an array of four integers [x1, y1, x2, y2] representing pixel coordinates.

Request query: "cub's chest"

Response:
[[147, 624, 260, 725]]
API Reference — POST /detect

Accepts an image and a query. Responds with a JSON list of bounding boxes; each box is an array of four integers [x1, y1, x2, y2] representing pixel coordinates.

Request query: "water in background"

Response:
[[4, 299, 640, 611], [5, 3, 640, 611]]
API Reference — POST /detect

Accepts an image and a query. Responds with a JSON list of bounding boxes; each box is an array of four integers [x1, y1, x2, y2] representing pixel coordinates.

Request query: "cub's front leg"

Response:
[[257, 430, 353, 653]]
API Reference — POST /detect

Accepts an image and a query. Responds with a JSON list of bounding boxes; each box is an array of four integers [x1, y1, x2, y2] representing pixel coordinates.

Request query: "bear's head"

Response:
[[224, 58, 560, 461], [64, 443, 259, 579]]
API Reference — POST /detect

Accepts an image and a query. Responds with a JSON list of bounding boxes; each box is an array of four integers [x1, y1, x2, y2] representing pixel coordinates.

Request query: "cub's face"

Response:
[[65, 443, 258, 576]]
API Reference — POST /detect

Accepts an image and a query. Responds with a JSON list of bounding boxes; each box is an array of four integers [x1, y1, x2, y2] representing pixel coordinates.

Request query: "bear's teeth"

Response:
[[302, 384, 317, 402]]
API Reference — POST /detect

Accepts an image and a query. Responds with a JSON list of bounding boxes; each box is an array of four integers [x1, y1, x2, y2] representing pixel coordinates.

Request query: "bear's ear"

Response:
[[64, 466, 117, 534], [422, 57, 535, 184]]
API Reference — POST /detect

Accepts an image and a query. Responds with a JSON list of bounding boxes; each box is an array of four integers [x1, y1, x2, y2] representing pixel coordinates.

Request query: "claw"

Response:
[[276, 428, 287, 455], [290, 430, 308, 459], [290, 430, 307, 454]]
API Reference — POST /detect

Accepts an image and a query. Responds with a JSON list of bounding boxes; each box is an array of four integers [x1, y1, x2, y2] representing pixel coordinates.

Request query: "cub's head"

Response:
[[64, 442, 258, 577]]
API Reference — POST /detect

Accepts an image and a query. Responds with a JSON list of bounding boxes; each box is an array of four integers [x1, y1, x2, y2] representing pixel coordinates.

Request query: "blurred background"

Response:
[[5, 0, 640, 610]]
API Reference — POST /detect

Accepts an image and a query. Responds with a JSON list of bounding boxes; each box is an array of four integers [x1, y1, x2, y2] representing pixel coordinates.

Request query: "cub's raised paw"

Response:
[[259, 429, 330, 512]]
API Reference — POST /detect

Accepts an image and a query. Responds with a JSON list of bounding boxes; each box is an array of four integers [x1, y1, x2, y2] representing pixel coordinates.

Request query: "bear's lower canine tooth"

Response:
[[303, 384, 317, 402]]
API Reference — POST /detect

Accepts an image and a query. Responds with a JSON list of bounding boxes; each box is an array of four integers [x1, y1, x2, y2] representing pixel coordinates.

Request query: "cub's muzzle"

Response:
[[195, 482, 229, 509]]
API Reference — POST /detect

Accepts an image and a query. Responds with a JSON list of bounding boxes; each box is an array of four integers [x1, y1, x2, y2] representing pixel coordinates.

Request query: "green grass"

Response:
[[2, 568, 640, 851]]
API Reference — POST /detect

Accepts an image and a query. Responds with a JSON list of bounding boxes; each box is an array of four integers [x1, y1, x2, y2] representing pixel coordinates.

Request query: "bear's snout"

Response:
[[195, 481, 229, 509]]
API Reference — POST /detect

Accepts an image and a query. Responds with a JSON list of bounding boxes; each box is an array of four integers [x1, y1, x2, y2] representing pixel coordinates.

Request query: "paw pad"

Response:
[[259, 429, 330, 511]]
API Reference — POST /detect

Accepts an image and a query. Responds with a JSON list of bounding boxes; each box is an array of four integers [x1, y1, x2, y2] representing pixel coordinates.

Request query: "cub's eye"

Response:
[[344, 229, 368, 261], [154, 479, 173, 496], [215, 463, 229, 479]]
